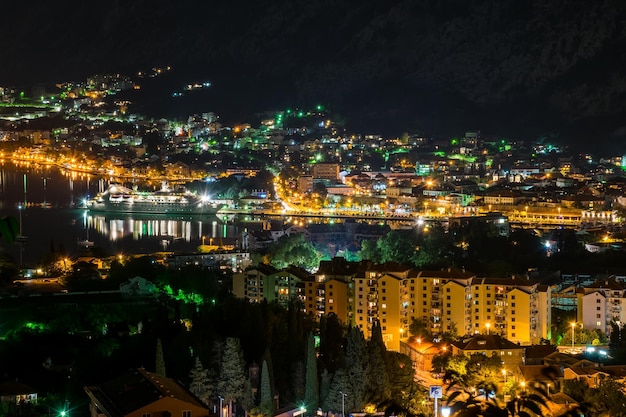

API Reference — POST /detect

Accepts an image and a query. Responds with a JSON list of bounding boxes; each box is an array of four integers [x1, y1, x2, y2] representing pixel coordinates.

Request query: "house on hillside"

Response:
[[0, 380, 37, 405], [84, 368, 208, 417], [450, 334, 525, 369]]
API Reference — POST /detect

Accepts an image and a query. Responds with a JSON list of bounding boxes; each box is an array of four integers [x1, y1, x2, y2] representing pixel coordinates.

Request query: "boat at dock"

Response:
[[86, 183, 223, 215]]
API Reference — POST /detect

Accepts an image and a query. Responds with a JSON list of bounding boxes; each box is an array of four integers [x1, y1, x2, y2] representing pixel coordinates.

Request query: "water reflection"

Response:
[[0, 163, 262, 265], [86, 212, 249, 246]]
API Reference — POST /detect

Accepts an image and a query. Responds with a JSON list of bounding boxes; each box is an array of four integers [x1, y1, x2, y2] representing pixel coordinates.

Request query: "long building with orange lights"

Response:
[[233, 258, 551, 351]]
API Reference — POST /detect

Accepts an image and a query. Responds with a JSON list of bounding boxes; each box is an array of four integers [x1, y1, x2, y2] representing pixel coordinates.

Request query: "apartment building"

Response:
[[577, 277, 626, 334], [467, 277, 550, 345], [305, 257, 363, 321], [406, 268, 475, 336], [312, 163, 340, 180], [234, 260, 551, 350], [232, 264, 309, 307]]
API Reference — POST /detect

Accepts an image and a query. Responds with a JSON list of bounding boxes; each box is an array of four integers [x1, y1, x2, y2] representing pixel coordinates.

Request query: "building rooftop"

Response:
[[452, 334, 524, 352], [84, 368, 205, 417]]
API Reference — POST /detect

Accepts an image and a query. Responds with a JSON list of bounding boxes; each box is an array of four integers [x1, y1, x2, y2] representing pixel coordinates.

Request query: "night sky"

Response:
[[4, 0, 626, 148]]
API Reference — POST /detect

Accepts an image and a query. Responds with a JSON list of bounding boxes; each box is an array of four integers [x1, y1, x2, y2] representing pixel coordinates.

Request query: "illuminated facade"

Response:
[[232, 264, 308, 307], [312, 163, 340, 180], [451, 334, 525, 369], [577, 277, 626, 334], [234, 261, 551, 350], [407, 269, 475, 337]]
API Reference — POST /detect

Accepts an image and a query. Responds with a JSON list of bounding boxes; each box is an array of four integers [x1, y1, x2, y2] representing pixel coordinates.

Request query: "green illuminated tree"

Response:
[[0, 216, 19, 244], [268, 234, 321, 271], [358, 239, 381, 262], [377, 231, 419, 265]]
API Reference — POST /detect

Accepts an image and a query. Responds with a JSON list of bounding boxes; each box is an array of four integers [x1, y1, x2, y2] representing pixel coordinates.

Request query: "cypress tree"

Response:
[[260, 359, 274, 414], [365, 320, 390, 404], [345, 326, 366, 411], [155, 338, 166, 376], [304, 332, 319, 412]]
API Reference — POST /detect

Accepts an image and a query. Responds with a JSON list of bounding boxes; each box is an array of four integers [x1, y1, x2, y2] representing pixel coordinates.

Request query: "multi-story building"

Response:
[[232, 264, 308, 306], [466, 277, 550, 345], [406, 268, 475, 337], [234, 260, 551, 350], [577, 277, 626, 334], [313, 257, 362, 322], [351, 263, 414, 350], [312, 163, 340, 180], [167, 250, 251, 272], [298, 175, 314, 193]]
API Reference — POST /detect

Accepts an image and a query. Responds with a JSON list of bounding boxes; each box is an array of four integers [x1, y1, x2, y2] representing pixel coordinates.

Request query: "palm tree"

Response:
[[443, 377, 584, 417]]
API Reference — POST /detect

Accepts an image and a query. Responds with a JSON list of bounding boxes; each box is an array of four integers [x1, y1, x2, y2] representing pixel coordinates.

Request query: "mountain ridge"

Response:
[[3, 0, 626, 148]]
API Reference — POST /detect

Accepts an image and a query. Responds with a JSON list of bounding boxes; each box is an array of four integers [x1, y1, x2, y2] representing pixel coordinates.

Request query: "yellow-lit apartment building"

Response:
[[406, 271, 550, 345], [408, 269, 475, 337], [352, 263, 414, 351], [242, 260, 551, 350], [304, 257, 362, 322], [468, 277, 551, 345]]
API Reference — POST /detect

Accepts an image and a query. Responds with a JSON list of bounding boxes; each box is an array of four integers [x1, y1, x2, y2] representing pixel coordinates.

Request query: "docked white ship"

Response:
[[86, 183, 223, 215]]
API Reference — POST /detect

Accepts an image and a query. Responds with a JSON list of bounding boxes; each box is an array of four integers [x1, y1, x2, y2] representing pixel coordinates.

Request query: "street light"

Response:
[[502, 369, 507, 382], [441, 407, 451, 417], [571, 322, 576, 349], [486, 323, 490, 335], [340, 391, 347, 417], [17, 203, 24, 268], [219, 396, 224, 417]]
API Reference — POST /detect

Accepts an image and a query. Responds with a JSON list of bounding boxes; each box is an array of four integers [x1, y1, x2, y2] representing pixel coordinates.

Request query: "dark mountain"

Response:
[[4, 0, 626, 149]]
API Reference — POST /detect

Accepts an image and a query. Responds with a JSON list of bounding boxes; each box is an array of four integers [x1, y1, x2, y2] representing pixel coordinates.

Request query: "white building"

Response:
[[577, 277, 626, 334]]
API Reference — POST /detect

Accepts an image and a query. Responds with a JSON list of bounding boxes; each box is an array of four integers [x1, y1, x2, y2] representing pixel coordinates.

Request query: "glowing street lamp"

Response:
[[441, 407, 451, 417], [571, 322, 576, 349], [486, 323, 490, 335]]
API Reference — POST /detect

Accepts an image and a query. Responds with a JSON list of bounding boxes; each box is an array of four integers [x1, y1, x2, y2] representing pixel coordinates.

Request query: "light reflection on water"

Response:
[[0, 163, 258, 266]]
